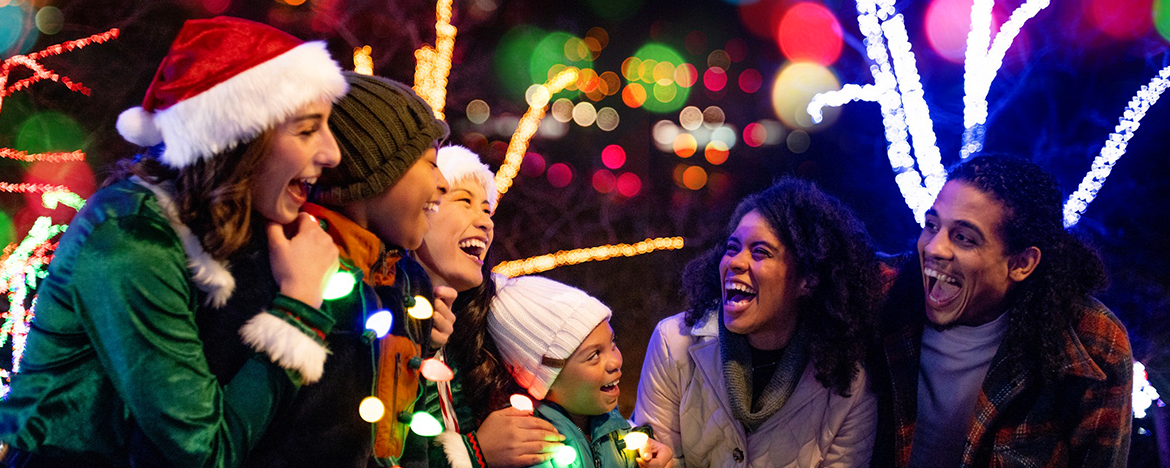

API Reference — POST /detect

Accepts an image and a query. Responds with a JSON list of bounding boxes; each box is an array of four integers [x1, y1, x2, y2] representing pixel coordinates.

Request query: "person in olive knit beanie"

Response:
[[201, 72, 458, 468]]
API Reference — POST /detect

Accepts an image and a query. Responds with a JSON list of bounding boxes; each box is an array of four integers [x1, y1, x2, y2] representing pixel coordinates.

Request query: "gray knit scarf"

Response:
[[720, 318, 810, 432]]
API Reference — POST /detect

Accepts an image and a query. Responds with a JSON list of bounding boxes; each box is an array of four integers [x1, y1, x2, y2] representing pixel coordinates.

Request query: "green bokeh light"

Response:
[[529, 31, 593, 99], [15, 112, 88, 154], [494, 25, 549, 102], [1156, 0, 1170, 43], [630, 43, 691, 113], [0, 211, 14, 248]]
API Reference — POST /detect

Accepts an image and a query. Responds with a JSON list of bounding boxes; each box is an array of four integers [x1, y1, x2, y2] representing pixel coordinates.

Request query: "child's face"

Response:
[[360, 147, 448, 250], [545, 320, 622, 417]]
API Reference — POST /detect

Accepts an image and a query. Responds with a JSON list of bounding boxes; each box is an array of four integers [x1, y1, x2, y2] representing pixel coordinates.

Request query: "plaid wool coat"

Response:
[[870, 263, 1133, 468]]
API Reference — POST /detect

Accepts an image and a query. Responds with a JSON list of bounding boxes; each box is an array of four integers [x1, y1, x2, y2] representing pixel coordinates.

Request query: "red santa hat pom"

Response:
[[116, 106, 164, 148], [119, 17, 347, 168]]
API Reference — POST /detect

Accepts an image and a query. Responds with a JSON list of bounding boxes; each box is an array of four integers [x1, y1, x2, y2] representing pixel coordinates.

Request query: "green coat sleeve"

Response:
[[73, 214, 298, 468]]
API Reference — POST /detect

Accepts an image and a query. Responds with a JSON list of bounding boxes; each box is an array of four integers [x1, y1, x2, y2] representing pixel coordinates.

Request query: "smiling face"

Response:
[[918, 181, 1022, 327], [414, 179, 495, 291], [545, 320, 622, 418], [252, 99, 341, 224], [354, 147, 447, 250], [719, 210, 805, 350]]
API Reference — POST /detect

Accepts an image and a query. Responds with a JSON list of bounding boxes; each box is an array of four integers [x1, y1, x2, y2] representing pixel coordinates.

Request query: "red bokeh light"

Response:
[[616, 172, 642, 197], [776, 2, 843, 66], [738, 0, 789, 40], [704, 67, 727, 91], [21, 160, 96, 223], [592, 169, 616, 193], [547, 163, 573, 188], [520, 152, 546, 177], [738, 68, 763, 93], [601, 145, 626, 169], [1088, 0, 1153, 40], [725, 38, 748, 62], [743, 122, 767, 147]]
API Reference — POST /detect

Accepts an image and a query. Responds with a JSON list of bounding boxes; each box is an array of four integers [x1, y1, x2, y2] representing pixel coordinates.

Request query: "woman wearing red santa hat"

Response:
[[0, 16, 348, 468]]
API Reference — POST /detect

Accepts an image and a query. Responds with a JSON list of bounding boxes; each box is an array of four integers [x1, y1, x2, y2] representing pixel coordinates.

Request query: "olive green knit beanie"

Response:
[[315, 72, 449, 205]]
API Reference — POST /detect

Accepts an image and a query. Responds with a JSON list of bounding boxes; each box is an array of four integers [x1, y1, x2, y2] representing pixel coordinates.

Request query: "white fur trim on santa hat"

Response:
[[435, 431, 473, 468], [136, 41, 347, 168], [437, 145, 497, 211], [239, 312, 329, 384], [116, 107, 164, 147], [133, 177, 235, 307], [488, 276, 612, 400]]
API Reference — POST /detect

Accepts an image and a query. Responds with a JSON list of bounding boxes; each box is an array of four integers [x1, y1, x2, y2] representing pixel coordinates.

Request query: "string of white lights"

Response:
[[807, 84, 881, 123], [1063, 65, 1170, 227], [882, 14, 946, 207], [961, 0, 1050, 159]]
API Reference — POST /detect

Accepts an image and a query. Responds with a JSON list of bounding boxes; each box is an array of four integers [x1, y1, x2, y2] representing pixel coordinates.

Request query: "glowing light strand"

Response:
[[810, 0, 935, 224], [961, 0, 1050, 159], [0, 182, 72, 193], [0, 148, 86, 163], [1063, 65, 1170, 227], [494, 68, 580, 198], [882, 14, 946, 204], [413, 0, 456, 120], [492, 237, 684, 277], [0, 28, 120, 101]]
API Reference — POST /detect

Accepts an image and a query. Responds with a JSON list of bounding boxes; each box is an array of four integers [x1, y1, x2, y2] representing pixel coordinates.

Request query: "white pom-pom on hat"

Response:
[[116, 107, 164, 148]]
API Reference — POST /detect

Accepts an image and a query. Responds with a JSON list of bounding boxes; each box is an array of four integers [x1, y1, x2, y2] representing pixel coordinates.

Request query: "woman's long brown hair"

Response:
[[109, 130, 275, 260]]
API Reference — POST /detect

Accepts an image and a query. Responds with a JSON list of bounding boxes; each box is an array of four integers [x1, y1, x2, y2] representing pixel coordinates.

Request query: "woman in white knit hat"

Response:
[[0, 17, 347, 468], [412, 146, 566, 468]]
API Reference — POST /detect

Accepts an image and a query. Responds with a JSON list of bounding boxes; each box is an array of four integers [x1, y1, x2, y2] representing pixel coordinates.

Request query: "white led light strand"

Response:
[[1063, 65, 1170, 227], [1133, 361, 1163, 419], [882, 14, 946, 203], [961, 0, 1050, 159]]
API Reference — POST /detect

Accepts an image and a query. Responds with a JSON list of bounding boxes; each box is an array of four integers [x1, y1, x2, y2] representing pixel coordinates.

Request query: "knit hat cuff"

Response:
[[316, 118, 448, 205]]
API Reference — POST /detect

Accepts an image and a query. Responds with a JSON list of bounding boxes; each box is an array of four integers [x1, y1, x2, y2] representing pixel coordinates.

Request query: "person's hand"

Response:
[[268, 214, 338, 309], [637, 439, 675, 468], [429, 286, 457, 348], [476, 407, 565, 468]]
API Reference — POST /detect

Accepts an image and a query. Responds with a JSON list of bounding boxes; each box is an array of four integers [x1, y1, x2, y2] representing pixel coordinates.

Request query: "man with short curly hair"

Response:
[[872, 154, 1133, 468]]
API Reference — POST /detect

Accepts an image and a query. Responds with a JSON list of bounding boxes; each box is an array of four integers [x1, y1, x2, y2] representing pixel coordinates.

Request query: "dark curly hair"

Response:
[[683, 177, 883, 396], [444, 268, 525, 426], [946, 155, 1107, 382]]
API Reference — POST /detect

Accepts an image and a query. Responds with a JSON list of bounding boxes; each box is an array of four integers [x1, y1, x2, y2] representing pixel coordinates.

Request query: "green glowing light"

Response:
[[41, 191, 85, 211], [630, 43, 691, 113], [16, 112, 88, 155], [529, 31, 593, 99], [409, 411, 444, 436], [494, 25, 549, 102], [322, 271, 356, 301], [552, 445, 578, 466]]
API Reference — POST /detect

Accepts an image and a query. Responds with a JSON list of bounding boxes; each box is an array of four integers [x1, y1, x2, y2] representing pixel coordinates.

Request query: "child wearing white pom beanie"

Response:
[[488, 275, 675, 468]]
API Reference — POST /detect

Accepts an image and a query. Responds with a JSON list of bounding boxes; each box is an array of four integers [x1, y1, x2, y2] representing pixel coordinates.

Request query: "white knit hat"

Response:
[[488, 275, 612, 400], [116, 16, 347, 168], [436, 145, 497, 211]]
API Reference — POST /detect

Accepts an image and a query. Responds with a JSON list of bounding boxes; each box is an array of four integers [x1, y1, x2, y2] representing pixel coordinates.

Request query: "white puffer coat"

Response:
[[632, 311, 876, 468]]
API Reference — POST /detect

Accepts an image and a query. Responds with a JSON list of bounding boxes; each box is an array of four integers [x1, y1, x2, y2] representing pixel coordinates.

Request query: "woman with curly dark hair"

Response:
[[634, 177, 883, 468]]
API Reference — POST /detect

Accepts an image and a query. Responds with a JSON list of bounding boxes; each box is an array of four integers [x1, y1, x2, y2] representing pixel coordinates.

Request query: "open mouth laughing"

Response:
[[458, 238, 487, 262], [923, 267, 962, 309], [600, 377, 620, 396], [723, 281, 757, 311]]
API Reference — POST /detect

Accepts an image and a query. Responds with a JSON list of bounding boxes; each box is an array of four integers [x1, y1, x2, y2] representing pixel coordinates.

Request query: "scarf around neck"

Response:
[[719, 315, 810, 432]]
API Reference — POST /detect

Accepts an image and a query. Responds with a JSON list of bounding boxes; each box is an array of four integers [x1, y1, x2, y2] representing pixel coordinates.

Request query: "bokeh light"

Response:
[[202, 0, 231, 14], [0, 211, 13, 249], [738, 68, 763, 93], [653, 120, 681, 146], [682, 165, 708, 190], [521, 151, 546, 177], [622, 83, 647, 108], [771, 62, 841, 129], [592, 169, 616, 193], [1158, 0, 1170, 43], [707, 50, 731, 70], [34, 6, 62, 35], [586, 27, 609, 52], [616, 172, 642, 197], [743, 122, 767, 147], [787, 129, 811, 153], [466, 100, 490, 124], [673, 133, 698, 157], [547, 163, 573, 187], [925, 0, 996, 63], [711, 125, 737, 148], [600, 71, 621, 96], [705, 141, 730, 165], [630, 43, 691, 113], [551, 98, 574, 122], [679, 106, 703, 130], [702, 106, 725, 129], [776, 2, 844, 65], [675, 63, 699, 88], [621, 57, 641, 80], [685, 30, 707, 55], [573, 102, 598, 126], [601, 144, 626, 169], [526, 84, 552, 108], [1, 5, 35, 53], [704, 67, 728, 91], [531, 31, 593, 98], [596, 107, 620, 131], [494, 26, 548, 100], [760, 119, 786, 144], [1089, 0, 1153, 40], [16, 112, 88, 155], [738, 0, 786, 40]]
